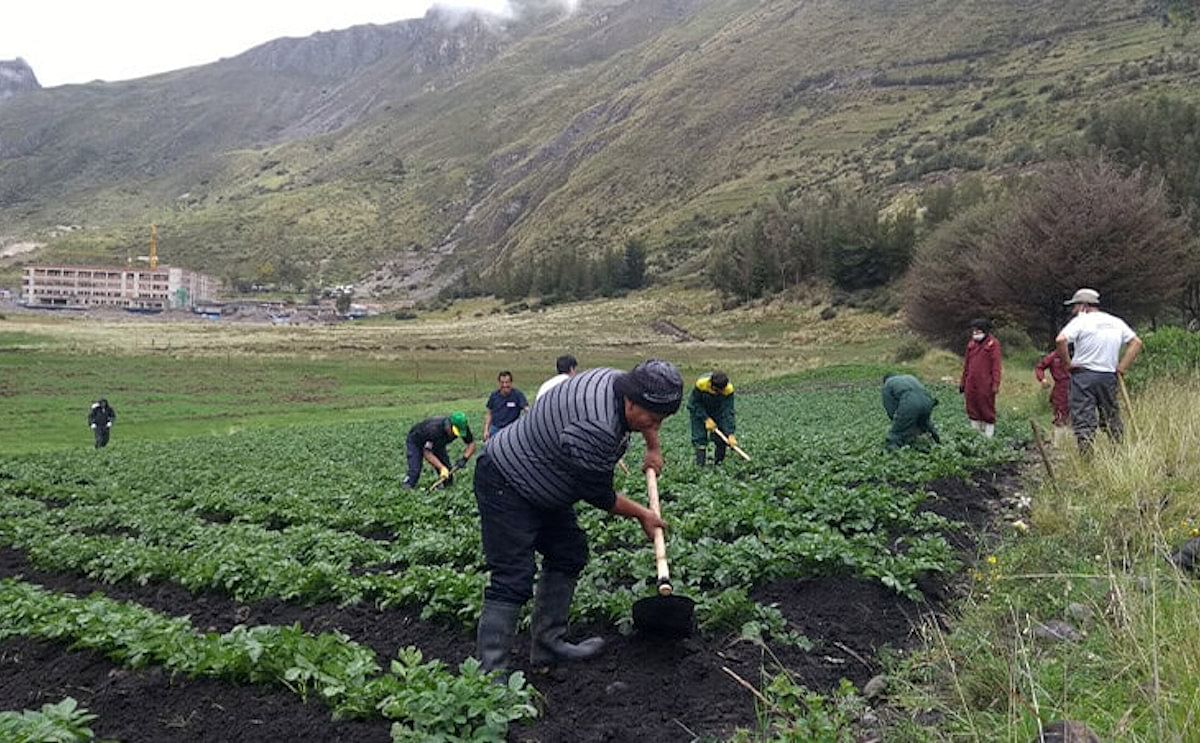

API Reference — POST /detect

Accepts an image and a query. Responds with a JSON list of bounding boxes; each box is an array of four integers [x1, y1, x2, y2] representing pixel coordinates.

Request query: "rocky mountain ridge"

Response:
[[0, 58, 40, 102]]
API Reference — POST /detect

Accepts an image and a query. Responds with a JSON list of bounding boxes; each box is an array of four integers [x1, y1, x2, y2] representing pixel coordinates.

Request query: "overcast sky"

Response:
[[1, 1, 516, 87]]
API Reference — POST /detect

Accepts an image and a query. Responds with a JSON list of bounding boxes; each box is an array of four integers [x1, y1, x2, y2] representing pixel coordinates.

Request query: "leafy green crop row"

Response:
[[0, 698, 101, 743], [0, 579, 536, 742], [0, 382, 1019, 637]]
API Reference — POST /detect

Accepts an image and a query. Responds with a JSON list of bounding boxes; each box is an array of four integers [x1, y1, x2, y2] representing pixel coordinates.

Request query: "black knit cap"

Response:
[[969, 318, 992, 333], [710, 371, 729, 391], [616, 359, 683, 416]]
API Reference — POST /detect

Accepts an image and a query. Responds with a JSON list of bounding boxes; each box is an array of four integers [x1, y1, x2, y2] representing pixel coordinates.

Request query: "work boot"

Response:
[[476, 598, 522, 673], [713, 440, 727, 465], [530, 571, 604, 667], [694, 448, 706, 466]]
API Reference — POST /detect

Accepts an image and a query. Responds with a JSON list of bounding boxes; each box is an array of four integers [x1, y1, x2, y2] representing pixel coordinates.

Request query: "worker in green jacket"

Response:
[[882, 374, 941, 450], [689, 371, 736, 465]]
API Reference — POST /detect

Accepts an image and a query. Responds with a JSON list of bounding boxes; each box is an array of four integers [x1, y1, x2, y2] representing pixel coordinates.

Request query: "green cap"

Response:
[[449, 411, 469, 435]]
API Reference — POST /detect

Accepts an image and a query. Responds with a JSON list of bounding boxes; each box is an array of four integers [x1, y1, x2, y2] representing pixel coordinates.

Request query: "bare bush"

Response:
[[904, 201, 1007, 349], [906, 159, 1191, 347], [978, 159, 1190, 343]]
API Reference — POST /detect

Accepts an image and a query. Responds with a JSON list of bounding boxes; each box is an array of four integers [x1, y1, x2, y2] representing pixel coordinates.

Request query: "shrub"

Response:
[[907, 158, 1191, 347], [904, 200, 1008, 350], [992, 325, 1034, 354], [979, 159, 1190, 343], [1128, 327, 1200, 390], [894, 336, 930, 362]]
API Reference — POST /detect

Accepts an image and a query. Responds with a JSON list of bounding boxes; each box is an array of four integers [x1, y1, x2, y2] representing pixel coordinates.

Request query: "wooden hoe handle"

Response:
[[645, 469, 673, 596], [713, 427, 752, 462], [1118, 374, 1141, 439]]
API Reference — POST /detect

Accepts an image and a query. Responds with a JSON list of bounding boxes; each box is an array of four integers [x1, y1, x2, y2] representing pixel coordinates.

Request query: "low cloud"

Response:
[[430, 0, 580, 25]]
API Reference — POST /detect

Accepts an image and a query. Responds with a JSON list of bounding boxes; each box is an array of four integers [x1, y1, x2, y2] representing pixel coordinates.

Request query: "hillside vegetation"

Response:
[[1, 0, 1198, 294]]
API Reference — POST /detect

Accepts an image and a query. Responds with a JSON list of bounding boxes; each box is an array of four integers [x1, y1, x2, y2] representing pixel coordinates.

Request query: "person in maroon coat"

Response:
[[959, 319, 1002, 437], [1034, 347, 1071, 432]]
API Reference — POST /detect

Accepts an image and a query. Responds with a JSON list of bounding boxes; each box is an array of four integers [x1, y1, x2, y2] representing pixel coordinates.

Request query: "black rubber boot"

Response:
[[713, 439, 727, 465], [530, 571, 604, 667], [476, 598, 521, 673], [694, 447, 706, 466]]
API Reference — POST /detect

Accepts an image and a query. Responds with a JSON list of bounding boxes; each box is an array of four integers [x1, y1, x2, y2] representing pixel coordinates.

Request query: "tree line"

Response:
[[709, 189, 917, 300], [707, 94, 1200, 349], [463, 238, 647, 303]]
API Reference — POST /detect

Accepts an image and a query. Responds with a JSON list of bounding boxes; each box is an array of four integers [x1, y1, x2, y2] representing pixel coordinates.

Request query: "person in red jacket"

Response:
[[1034, 346, 1071, 436], [959, 319, 1002, 438]]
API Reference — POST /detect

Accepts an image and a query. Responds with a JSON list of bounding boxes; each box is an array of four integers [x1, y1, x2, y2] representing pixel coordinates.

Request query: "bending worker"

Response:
[[882, 374, 941, 450], [688, 371, 736, 465], [402, 412, 476, 489], [474, 360, 682, 673]]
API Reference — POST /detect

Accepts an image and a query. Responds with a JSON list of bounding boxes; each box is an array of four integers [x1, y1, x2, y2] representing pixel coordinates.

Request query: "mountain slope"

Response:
[[1, 0, 1197, 295]]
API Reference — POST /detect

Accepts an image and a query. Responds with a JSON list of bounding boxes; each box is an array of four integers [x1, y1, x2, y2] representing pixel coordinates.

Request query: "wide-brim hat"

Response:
[[1064, 288, 1100, 306]]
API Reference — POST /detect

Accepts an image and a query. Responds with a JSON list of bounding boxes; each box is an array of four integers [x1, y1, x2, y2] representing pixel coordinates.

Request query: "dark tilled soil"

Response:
[[0, 471, 1011, 742], [0, 637, 392, 742], [0, 547, 473, 666], [509, 576, 929, 743], [920, 465, 1021, 551]]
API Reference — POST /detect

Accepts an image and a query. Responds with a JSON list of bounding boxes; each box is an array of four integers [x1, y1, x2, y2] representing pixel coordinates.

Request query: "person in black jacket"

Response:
[[402, 412, 476, 488], [88, 399, 116, 448]]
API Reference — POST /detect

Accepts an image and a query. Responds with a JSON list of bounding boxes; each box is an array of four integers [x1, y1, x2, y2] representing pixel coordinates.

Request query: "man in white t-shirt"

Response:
[[1055, 288, 1143, 451], [535, 354, 578, 402]]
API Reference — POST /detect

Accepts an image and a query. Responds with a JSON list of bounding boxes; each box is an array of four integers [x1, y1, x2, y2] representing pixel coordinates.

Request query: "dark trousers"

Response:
[[93, 426, 110, 449], [473, 453, 588, 605], [403, 437, 447, 488], [690, 417, 727, 462], [1070, 369, 1123, 450]]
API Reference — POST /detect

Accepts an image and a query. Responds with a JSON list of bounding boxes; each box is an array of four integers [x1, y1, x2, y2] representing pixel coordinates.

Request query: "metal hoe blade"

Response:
[[631, 469, 695, 637], [633, 593, 695, 638]]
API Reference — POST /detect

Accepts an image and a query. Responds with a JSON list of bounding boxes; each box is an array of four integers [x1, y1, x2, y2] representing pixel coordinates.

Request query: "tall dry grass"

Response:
[[895, 376, 1200, 742]]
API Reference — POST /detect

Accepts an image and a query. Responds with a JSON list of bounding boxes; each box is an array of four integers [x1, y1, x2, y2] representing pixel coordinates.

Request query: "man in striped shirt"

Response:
[[474, 359, 683, 673]]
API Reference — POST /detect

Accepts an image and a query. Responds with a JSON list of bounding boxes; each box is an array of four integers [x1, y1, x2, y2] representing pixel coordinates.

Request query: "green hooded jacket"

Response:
[[882, 375, 939, 449]]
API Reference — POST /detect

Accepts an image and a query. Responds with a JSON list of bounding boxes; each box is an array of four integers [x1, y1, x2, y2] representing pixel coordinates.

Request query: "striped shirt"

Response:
[[488, 368, 629, 510]]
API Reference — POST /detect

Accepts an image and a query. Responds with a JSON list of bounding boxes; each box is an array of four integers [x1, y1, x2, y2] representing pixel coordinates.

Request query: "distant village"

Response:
[[14, 264, 372, 325]]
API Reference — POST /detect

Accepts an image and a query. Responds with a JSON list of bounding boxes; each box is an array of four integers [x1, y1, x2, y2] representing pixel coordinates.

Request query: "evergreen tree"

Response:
[[622, 238, 647, 289]]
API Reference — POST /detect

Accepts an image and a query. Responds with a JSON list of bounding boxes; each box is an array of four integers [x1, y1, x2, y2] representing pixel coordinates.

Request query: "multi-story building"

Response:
[[20, 265, 220, 310]]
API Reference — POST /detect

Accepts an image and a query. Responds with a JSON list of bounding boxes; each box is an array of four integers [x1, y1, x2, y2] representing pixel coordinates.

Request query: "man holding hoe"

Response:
[[1056, 288, 1142, 451], [473, 360, 682, 673], [402, 412, 477, 489], [688, 371, 737, 466]]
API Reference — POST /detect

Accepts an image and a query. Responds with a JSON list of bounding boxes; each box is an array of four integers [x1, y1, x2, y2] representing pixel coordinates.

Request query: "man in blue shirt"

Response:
[[484, 371, 528, 441]]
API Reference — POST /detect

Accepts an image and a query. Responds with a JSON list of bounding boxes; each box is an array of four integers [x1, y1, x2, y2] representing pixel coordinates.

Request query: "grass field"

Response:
[[0, 290, 962, 452]]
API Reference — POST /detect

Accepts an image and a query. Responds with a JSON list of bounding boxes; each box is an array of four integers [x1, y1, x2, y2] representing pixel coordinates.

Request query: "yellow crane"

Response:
[[133, 225, 160, 269], [149, 224, 158, 270]]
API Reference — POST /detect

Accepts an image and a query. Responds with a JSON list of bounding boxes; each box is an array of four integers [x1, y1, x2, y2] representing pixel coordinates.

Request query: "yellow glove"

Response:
[[439, 467, 450, 479], [704, 418, 716, 432], [726, 435, 738, 448]]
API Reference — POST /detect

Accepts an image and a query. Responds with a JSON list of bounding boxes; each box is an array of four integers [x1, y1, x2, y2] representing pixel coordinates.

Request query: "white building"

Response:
[[21, 265, 220, 310]]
